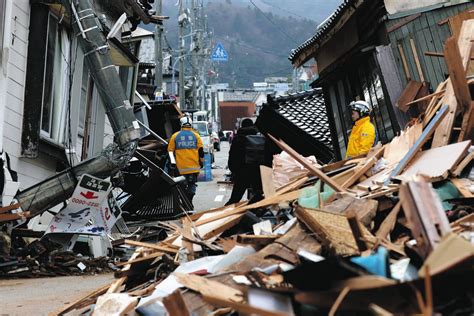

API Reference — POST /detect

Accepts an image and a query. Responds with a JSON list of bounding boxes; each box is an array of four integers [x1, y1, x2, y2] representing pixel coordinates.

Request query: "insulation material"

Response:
[[272, 152, 320, 188]]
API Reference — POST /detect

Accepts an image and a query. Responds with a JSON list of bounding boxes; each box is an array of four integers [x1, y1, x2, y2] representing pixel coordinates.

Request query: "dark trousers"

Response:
[[183, 173, 198, 205], [225, 172, 262, 205]]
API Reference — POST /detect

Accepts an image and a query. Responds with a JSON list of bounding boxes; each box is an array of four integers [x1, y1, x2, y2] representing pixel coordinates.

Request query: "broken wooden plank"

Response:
[[124, 240, 179, 254], [386, 104, 449, 183], [115, 252, 163, 267], [341, 147, 384, 189], [162, 290, 191, 316], [444, 37, 471, 114], [398, 44, 411, 81], [386, 13, 421, 33], [107, 248, 142, 294], [396, 80, 423, 112], [423, 80, 448, 127], [419, 233, 473, 277], [404, 89, 445, 107], [48, 284, 110, 316], [236, 234, 278, 246], [409, 38, 425, 82], [432, 20, 474, 148], [260, 165, 276, 198], [346, 209, 368, 252], [175, 273, 243, 303], [195, 190, 301, 227], [450, 178, 474, 198], [399, 177, 451, 259], [182, 218, 195, 261], [323, 196, 378, 228], [267, 134, 345, 192], [397, 140, 471, 182], [376, 201, 402, 240], [459, 100, 474, 142], [360, 187, 399, 199]]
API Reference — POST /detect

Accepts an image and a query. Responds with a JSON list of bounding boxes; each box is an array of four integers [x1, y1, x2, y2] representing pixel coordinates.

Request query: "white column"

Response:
[[0, 0, 13, 152]]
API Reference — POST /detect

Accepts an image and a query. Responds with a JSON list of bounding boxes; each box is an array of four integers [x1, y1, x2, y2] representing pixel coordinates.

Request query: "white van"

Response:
[[192, 121, 214, 162]]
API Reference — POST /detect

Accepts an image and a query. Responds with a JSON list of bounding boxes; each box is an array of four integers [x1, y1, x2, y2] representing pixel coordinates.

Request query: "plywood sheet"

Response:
[[384, 123, 422, 165], [398, 140, 471, 181]]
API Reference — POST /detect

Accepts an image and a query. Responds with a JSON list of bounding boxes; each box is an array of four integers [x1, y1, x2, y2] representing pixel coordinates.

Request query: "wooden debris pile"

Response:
[[46, 20, 474, 316]]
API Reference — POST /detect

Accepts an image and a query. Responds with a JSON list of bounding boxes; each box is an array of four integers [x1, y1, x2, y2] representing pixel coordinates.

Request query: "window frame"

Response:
[[39, 11, 71, 146]]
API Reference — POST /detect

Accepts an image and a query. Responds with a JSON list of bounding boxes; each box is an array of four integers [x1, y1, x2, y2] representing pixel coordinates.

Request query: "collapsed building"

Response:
[[0, 0, 473, 315]]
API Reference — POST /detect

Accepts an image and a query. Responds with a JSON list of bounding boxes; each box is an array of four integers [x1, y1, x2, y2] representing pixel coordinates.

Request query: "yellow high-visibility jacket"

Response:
[[168, 127, 203, 175], [345, 116, 376, 159]]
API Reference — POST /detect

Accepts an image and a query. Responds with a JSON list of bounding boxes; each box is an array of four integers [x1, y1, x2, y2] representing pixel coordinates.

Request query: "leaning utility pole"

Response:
[[154, 0, 163, 94], [178, 0, 186, 109]]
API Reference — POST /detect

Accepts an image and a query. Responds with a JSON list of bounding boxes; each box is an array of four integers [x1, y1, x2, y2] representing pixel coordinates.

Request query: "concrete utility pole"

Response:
[[191, 0, 197, 109], [154, 0, 163, 94], [178, 0, 186, 109]]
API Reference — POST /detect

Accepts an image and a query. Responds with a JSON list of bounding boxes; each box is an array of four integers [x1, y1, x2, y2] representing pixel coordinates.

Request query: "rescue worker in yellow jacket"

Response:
[[168, 116, 204, 205], [345, 100, 376, 159]]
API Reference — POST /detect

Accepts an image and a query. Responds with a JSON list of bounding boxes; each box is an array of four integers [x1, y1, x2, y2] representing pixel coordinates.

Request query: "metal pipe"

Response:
[[72, 0, 140, 147], [17, 143, 135, 216]]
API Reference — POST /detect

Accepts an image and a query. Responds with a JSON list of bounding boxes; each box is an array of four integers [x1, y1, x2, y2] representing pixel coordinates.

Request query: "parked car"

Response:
[[192, 121, 214, 162], [211, 132, 220, 151]]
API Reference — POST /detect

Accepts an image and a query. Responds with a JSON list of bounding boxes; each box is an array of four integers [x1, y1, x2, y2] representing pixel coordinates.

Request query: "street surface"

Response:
[[0, 273, 114, 315], [194, 140, 233, 211]]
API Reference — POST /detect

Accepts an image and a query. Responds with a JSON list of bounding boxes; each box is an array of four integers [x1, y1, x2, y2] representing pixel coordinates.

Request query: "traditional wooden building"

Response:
[[290, 0, 473, 160]]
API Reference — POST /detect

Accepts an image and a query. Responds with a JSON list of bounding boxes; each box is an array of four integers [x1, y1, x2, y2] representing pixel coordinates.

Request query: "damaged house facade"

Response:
[[0, 0, 154, 192], [290, 0, 473, 160]]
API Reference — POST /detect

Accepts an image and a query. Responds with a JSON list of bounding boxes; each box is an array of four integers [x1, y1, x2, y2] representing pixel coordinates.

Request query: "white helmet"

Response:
[[349, 100, 372, 117], [180, 115, 193, 127]]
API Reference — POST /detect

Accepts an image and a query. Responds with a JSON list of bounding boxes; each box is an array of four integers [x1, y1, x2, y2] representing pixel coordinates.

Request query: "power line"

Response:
[[258, 0, 311, 21], [248, 0, 299, 45]]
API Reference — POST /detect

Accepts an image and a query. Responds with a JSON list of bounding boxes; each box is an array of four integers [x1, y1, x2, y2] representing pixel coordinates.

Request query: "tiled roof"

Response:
[[257, 89, 334, 163], [288, 0, 360, 66], [275, 89, 332, 150]]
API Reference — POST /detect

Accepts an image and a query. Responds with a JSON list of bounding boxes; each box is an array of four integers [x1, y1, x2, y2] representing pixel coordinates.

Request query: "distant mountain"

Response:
[[142, 1, 338, 87], [225, 0, 343, 22]]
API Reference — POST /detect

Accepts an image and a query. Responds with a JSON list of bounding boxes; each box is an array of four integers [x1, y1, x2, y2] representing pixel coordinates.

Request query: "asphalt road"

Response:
[[0, 273, 115, 315], [193, 140, 233, 211]]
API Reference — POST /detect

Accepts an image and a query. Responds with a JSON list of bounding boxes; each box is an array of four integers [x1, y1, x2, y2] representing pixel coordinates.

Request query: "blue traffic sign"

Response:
[[211, 42, 228, 61]]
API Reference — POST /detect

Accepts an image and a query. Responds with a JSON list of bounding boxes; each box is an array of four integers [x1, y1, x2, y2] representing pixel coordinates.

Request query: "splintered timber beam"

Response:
[[399, 177, 451, 259], [444, 37, 471, 114], [267, 134, 345, 192], [432, 20, 474, 147]]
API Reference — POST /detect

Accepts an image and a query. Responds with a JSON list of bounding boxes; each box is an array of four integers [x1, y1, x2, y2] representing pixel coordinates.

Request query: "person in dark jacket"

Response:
[[225, 119, 263, 205]]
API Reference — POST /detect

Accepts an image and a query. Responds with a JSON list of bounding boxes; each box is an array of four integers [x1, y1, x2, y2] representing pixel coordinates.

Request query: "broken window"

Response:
[[40, 12, 70, 144]]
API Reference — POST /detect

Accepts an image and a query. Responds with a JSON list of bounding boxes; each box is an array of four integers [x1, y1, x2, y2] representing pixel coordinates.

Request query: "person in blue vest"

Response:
[[168, 116, 204, 206]]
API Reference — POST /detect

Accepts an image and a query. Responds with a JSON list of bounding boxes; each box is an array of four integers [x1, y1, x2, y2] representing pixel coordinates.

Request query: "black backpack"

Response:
[[244, 134, 266, 165]]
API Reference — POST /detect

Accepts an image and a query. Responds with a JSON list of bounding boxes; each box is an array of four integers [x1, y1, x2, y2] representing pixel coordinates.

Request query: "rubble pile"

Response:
[[50, 132, 473, 315], [0, 16, 472, 316], [45, 21, 473, 314], [0, 240, 113, 278]]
